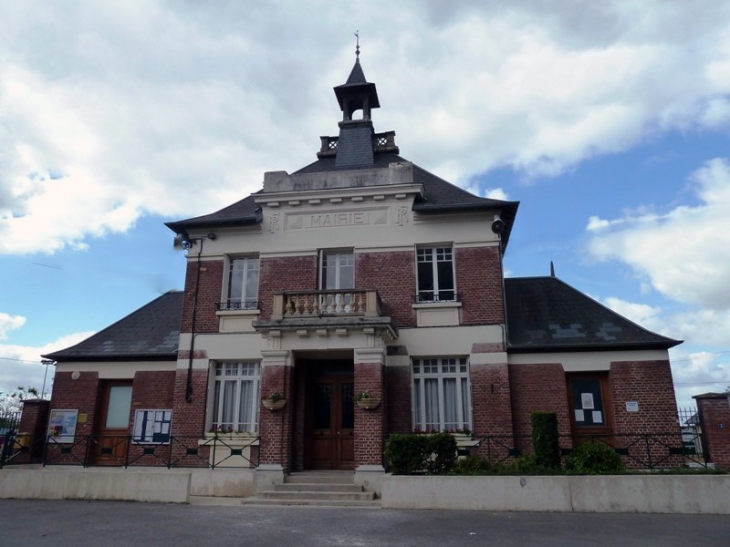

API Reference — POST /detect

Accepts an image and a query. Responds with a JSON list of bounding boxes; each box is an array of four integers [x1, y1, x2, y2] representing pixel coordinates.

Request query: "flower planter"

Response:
[[356, 397, 381, 410], [262, 399, 286, 411]]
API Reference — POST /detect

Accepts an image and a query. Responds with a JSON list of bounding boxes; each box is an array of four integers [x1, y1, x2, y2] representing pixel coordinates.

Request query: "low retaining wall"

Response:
[[381, 475, 730, 514], [0, 468, 190, 503]]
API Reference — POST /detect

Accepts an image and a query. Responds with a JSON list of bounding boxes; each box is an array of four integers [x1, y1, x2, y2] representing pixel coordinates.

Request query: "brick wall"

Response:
[[356, 251, 416, 328], [50, 371, 100, 438], [508, 364, 571, 448], [471, 363, 514, 436], [170, 368, 209, 437], [354, 362, 384, 466], [17, 399, 50, 462], [455, 246, 504, 325], [47, 371, 100, 464], [259, 364, 294, 470], [386, 366, 412, 435], [181, 259, 224, 333], [258, 256, 318, 321], [695, 393, 730, 471], [609, 361, 680, 434]]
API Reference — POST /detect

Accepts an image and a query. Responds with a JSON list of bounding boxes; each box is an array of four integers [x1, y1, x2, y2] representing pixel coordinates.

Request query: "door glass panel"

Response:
[[105, 386, 132, 429], [341, 383, 354, 429], [314, 384, 332, 429], [571, 379, 605, 427]]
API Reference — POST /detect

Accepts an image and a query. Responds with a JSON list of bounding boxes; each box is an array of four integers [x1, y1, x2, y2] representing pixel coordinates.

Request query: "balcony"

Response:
[[271, 289, 382, 320]]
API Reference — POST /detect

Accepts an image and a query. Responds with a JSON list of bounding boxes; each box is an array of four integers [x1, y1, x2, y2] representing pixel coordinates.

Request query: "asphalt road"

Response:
[[1, 499, 729, 547]]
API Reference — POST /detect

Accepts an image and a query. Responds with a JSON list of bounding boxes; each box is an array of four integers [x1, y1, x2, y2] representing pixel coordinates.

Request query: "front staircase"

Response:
[[243, 471, 379, 507]]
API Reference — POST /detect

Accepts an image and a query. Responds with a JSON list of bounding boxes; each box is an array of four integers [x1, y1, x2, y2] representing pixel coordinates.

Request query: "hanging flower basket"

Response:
[[262, 392, 286, 411], [262, 399, 286, 410], [354, 391, 381, 410]]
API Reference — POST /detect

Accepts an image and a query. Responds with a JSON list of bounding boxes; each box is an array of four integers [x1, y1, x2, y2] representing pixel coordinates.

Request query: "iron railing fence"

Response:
[[467, 432, 708, 470], [0, 434, 260, 470]]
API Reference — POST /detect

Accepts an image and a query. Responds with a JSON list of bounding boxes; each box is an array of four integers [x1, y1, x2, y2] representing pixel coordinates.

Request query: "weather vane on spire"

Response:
[[355, 30, 360, 60]]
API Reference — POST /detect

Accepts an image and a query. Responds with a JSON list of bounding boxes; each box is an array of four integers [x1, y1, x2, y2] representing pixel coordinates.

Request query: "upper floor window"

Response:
[[227, 257, 259, 310], [320, 250, 354, 290], [416, 247, 455, 302], [412, 357, 471, 432], [211, 361, 260, 434]]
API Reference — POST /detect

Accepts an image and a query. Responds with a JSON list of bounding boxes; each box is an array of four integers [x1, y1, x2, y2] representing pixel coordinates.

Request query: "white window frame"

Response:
[[319, 249, 355, 290], [412, 357, 472, 432], [210, 361, 261, 434], [416, 246, 456, 302], [226, 256, 260, 310], [132, 409, 172, 444]]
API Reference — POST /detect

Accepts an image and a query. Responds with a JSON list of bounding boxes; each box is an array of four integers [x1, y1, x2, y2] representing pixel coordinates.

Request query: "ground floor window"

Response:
[[412, 357, 471, 432], [211, 361, 260, 434]]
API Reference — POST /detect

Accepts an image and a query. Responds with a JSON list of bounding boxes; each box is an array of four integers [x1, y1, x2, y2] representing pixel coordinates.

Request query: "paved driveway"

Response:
[[1, 499, 729, 547]]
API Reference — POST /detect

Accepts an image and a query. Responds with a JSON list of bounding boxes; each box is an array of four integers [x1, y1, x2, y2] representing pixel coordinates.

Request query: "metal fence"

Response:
[[467, 431, 708, 471], [0, 411, 22, 469], [1, 434, 260, 470]]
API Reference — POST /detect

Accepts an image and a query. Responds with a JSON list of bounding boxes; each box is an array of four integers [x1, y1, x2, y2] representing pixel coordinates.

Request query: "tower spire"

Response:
[[355, 30, 360, 61]]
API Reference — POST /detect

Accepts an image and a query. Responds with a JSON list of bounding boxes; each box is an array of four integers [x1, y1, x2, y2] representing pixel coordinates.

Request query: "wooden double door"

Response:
[[308, 377, 355, 470]]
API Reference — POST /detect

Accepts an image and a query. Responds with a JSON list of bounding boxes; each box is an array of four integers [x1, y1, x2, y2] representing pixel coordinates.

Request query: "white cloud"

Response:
[[0, 313, 25, 340], [1, 1, 730, 254], [0, 331, 95, 395], [588, 158, 730, 311], [485, 188, 509, 201]]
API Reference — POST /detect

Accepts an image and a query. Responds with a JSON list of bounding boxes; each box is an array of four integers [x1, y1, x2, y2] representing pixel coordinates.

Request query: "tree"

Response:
[[0, 386, 39, 415]]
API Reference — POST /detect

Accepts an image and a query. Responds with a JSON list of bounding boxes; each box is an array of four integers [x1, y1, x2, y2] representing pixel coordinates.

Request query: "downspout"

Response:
[[186, 238, 205, 403]]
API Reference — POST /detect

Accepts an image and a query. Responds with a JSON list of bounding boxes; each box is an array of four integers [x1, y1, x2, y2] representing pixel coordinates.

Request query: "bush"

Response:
[[425, 432, 457, 475], [531, 412, 561, 470], [385, 434, 430, 475], [385, 432, 458, 475], [565, 442, 625, 474], [451, 455, 495, 475]]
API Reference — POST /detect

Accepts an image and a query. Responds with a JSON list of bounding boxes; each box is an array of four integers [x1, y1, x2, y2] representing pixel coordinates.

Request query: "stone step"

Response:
[[274, 482, 363, 493], [240, 497, 381, 508], [258, 490, 375, 502], [285, 473, 355, 485]]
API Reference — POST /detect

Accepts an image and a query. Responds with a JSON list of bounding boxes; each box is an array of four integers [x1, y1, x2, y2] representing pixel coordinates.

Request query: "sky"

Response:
[[1, 0, 729, 408]]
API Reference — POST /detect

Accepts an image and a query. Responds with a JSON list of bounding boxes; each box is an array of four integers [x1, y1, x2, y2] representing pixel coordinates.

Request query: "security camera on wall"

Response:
[[491, 215, 505, 235]]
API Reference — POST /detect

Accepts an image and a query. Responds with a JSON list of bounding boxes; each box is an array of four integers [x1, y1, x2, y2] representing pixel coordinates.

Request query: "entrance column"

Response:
[[354, 346, 386, 493], [256, 349, 292, 490]]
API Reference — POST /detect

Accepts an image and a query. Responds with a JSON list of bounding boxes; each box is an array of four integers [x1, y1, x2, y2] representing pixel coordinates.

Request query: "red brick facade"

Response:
[[170, 368, 209, 437], [50, 371, 100, 439], [386, 365, 412, 435], [694, 393, 730, 471], [508, 364, 572, 444], [180, 259, 224, 333], [258, 364, 294, 470], [356, 251, 417, 328], [609, 361, 679, 434], [258, 256, 318, 321], [354, 362, 385, 466], [456, 246, 504, 325], [471, 363, 514, 437]]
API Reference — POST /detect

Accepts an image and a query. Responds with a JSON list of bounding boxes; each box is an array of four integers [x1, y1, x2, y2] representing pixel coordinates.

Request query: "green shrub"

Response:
[[451, 455, 495, 475], [385, 432, 458, 475], [425, 432, 458, 475], [385, 434, 430, 475], [565, 442, 625, 474], [531, 412, 561, 469]]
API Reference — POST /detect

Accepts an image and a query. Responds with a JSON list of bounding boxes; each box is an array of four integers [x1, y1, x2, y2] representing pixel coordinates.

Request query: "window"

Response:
[[211, 361, 260, 434], [416, 247, 455, 302], [320, 250, 354, 290], [227, 257, 259, 310], [132, 409, 172, 443], [320, 250, 354, 313], [412, 357, 471, 432]]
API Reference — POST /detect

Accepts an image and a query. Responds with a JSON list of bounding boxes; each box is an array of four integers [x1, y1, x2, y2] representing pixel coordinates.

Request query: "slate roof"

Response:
[[505, 277, 681, 352], [42, 291, 183, 362], [167, 152, 519, 250]]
